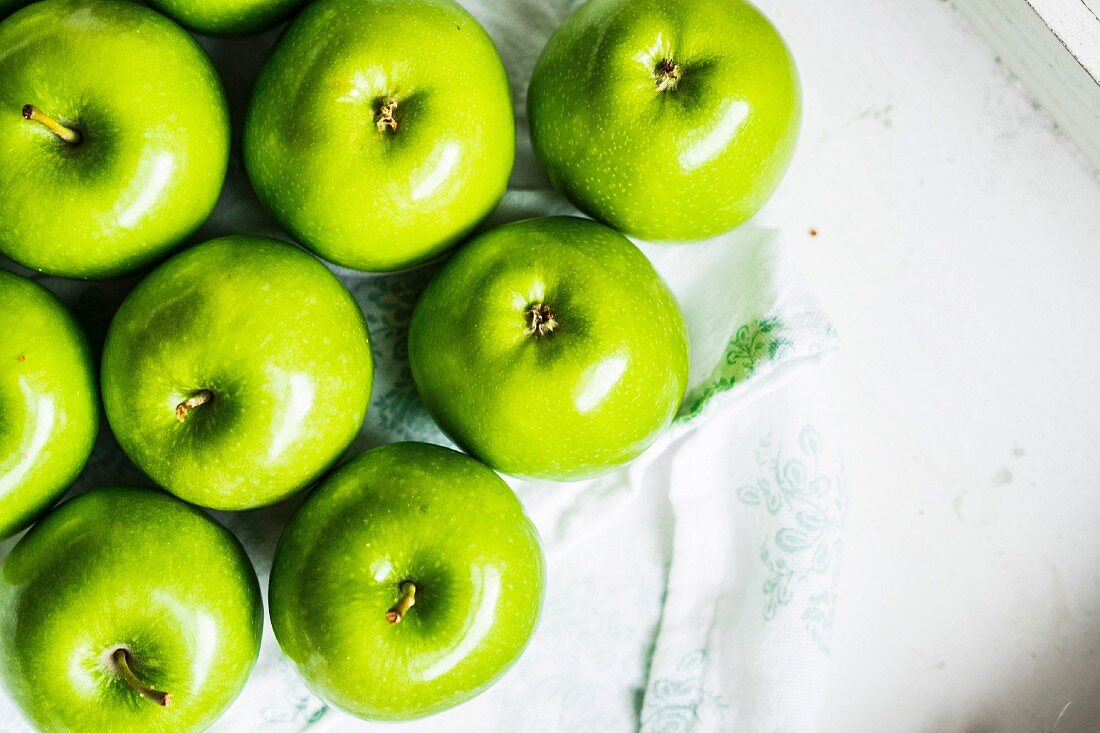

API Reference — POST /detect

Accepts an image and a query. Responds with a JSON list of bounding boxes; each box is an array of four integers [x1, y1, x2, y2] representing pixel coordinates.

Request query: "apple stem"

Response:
[[376, 99, 398, 133], [112, 649, 172, 708], [21, 105, 81, 144], [526, 303, 558, 338], [654, 58, 682, 92], [386, 581, 417, 624], [176, 389, 214, 422]]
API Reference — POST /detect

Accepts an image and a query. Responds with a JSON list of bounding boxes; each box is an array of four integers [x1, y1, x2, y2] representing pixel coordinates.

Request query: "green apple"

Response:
[[0, 0, 229, 279], [146, 0, 306, 36], [0, 486, 262, 732], [270, 442, 544, 721], [409, 216, 689, 481], [101, 236, 373, 511], [0, 270, 97, 540], [527, 0, 800, 241], [244, 0, 515, 272]]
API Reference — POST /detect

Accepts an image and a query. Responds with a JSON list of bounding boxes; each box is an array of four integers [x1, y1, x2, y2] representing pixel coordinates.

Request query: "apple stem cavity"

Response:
[[654, 58, 682, 92], [525, 303, 558, 338], [176, 389, 214, 422], [21, 104, 82, 144], [376, 98, 399, 134], [385, 581, 417, 624], [112, 648, 172, 708]]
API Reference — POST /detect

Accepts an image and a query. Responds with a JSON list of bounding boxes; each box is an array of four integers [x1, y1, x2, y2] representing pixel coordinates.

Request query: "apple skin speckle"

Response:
[[0, 487, 263, 732], [270, 442, 545, 721], [243, 0, 513, 272], [101, 236, 373, 511], [527, 0, 801, 241], [0, 0, 230, 278], [0, 270, 97, 540], [147, 0, 307, 36], [408, 216, 689, 481]]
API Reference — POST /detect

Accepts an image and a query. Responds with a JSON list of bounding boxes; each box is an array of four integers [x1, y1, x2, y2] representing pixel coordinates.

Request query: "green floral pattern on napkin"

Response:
[[737, 426, 848, 655], [640, 650, 728, 733], [678, 317, 794, 421]]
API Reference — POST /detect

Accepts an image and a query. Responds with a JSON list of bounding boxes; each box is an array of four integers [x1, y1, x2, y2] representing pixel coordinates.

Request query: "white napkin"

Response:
[[0, 1, 845, 731], [0, 219, 842, 733]]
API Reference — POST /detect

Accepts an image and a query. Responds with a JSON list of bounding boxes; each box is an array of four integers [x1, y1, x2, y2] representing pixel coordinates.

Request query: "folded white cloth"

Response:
[[1, 216, 841, 733], [0, 1, 846, 731]]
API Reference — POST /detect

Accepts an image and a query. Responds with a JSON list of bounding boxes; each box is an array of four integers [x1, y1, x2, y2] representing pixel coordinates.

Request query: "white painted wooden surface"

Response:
[[2, 0, 1097, 730], [753, 0, 1100, 729], [957, 0, 1100, 171], [1025, 0, 1100, 78]]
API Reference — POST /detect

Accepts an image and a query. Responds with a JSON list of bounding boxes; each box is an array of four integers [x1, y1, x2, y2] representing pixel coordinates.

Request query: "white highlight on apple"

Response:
[[116, 152, 175, 229], [411, 142, 461, 201], [0, 379, 55, 498], [267, 371, 316, 461], [632, 32, 672, 69], [371, 557, 394, 583], [514, 280, 547, 312], [151, 589, 220, 694], [679, 99, 751, 171], [67, 640, 99, 698], [574, 352, 629, 413], [417, 565, 502, 682], [337, 68, 389, 105]]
